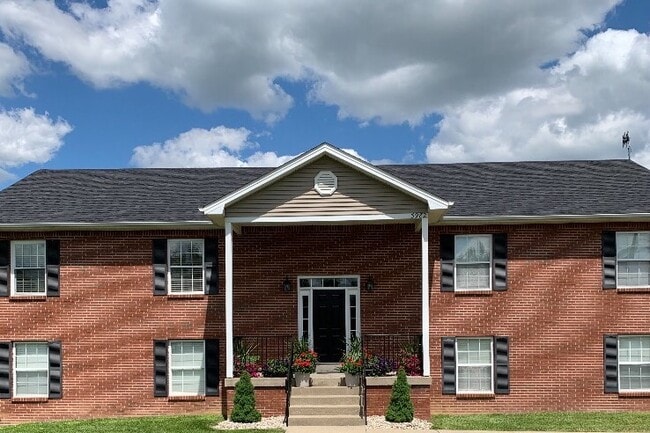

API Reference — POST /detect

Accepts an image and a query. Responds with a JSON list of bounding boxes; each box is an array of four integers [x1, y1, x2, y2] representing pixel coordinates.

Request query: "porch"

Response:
[[224, 223, 431, 378]]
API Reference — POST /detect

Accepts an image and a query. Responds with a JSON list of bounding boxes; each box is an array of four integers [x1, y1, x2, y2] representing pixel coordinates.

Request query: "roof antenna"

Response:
[[622, 131, 631, 160]]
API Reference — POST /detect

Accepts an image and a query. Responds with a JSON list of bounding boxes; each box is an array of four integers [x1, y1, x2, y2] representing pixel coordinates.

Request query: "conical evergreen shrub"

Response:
[[385, 367, 414, 423], [230, 371, 261, 423]]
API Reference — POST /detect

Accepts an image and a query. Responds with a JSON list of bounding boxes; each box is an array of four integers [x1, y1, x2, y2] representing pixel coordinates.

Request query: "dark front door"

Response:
[[313, 289, 346, 362]]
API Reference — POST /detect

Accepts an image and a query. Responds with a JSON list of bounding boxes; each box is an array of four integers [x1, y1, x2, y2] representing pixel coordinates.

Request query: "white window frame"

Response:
[[454, 235, 492, 292], [167, 239, 205, 295], [297, 275, 360, 350], [455, 337, 494, 394], [616, 232, 650, 289], [11, 240, 47, 297], [13, 342, 49, 398], [168, 340, 206, 397], [617, 335, 650, 393]]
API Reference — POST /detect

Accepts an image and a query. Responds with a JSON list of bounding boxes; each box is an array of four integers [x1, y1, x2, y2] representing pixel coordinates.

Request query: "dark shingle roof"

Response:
[[0, 159, 649, 225], [382, 159, 650, 217]]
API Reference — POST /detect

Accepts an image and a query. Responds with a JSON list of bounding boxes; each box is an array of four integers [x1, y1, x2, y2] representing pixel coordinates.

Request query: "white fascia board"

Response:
[[0, 221, 215, 232], [440, 213, 650, 225], [226, 213, 422, 224], [199, 143, 451, 216]]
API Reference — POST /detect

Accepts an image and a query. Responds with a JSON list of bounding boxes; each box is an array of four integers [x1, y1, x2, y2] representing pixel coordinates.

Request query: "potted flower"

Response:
[[293, 349, 317, 387], [339, 337, 363, 387]]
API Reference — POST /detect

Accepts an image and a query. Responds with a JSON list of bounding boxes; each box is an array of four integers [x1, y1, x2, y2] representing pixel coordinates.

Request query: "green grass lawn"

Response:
[[0, 415, 284, 433], [431, 412, 650, 431]]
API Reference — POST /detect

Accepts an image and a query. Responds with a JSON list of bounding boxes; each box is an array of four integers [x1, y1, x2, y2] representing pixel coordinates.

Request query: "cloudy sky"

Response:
[[0, 0, 648, 187]]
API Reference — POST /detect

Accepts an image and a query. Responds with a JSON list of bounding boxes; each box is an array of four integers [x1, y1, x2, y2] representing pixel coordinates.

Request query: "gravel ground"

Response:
[[215, 416, 286, 430], [366, 415, 431, 430], [216, 415, 430, 430]]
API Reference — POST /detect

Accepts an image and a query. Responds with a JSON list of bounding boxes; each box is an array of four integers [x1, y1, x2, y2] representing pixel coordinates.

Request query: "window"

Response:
[[455, 235, 491, 291], [14, 343, 49, 398], [456, 338, 493, 393], [618, 336, 650, 392], [616, 232, 650, 288], [12, 241, 46, 295], [169, 341, 205, 396], [168, 239, 204, 294]]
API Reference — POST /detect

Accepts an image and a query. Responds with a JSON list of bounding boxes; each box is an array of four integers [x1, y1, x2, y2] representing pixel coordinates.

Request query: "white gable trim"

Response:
[[199, 143, 451, 217]]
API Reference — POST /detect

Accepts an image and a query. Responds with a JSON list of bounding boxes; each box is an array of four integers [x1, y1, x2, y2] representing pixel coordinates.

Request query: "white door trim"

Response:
[[297, 275, 361, 353]]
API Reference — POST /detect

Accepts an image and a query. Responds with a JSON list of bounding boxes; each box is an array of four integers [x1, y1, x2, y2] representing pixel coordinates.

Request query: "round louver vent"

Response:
[[314, 171, 337, 196]]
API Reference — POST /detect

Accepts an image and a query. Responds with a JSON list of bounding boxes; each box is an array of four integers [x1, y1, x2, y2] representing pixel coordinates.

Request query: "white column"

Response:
[[225, 220, 234, 378], [421, 216, 430, 376]]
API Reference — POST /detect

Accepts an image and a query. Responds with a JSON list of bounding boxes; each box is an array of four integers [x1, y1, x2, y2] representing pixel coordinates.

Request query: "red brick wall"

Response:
[[0, 225, 422, 424], [367, 385, 430, 418], [430, 222, 650, 413], [0, 230, 226, 425], [223, 386, 285, 417], [3, 222, 650, 423]]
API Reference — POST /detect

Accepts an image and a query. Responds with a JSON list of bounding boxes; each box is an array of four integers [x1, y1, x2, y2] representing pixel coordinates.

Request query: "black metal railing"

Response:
[[284, 340, 294, 426], [362, 334, 423, 376], [360, 335, 368, 425], [233, 335, 293, 373]]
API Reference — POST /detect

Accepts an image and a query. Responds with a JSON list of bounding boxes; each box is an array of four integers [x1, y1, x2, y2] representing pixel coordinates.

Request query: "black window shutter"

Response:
[[48, 341, 62, 399], [153, 240, 167, 296], [494, 336, 509, 394], [441, 337, 456, 394], [0, 341, 10, 399], [602, 232, 617, 289], [0, 241, 9, 297], [604, 334, 619, 393], [205, 339, 220, 396], [46, 240, 61, 297], [440, 235, 455, 292], [492, 234, 508, 291], [154, 340, 168, 397], [204, 238, 219, 295]]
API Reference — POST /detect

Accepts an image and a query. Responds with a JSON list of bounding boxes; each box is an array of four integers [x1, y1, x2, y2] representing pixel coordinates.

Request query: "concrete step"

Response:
[[311, 373, 344, 387], [289, 415, 365, 426], [292, 385, 359, 396], [289, 404, 361, 416], [315, 363, 340, 373], [290, 394, 360, 406]]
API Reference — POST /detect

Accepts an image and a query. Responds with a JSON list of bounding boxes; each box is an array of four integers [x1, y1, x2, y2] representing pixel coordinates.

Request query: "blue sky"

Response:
[[0, 0, 649, 188]]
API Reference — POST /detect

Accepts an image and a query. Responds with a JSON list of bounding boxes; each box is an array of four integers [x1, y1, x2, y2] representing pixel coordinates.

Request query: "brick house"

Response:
[[1, 142, 650, 424]]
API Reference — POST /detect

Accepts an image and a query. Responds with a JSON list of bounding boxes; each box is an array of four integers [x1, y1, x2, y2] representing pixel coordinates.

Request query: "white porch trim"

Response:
[[421, 216, 430, 376], [225, 220, 234, 378], [227, 213, 426, 225]]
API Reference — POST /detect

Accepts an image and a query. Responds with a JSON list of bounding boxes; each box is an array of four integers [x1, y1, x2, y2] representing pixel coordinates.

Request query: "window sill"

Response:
[[9, 295, 47, 302], [456, 393, 495, 399], [454, 290, 493, 297], [616, 287, 650, 293], [619, 391, 650, 398], [11, 397, 48, 403], [168, 395, 205, 402], [167, 294, 205, 300]]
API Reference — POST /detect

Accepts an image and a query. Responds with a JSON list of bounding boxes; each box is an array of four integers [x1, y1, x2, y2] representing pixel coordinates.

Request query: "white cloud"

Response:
[[427, 29, 650, 166], [0, 42, 30, 96], [0, 0, 619, 123], [130, 126, 295, 168], [0, 108, 72, 169]]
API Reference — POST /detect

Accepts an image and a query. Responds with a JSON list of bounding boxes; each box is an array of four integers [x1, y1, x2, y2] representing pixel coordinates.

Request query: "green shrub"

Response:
[[230, 371, 261, 423], [385, 367, 414, 423]]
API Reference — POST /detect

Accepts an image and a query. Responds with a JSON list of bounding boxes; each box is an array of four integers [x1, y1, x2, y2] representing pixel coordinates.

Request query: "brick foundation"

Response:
[[367, 385, 431, 419], [223, 386, 286, 418]]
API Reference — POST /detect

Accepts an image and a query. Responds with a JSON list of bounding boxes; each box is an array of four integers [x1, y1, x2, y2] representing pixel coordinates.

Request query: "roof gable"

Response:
[[199, 143, 451, 220]]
